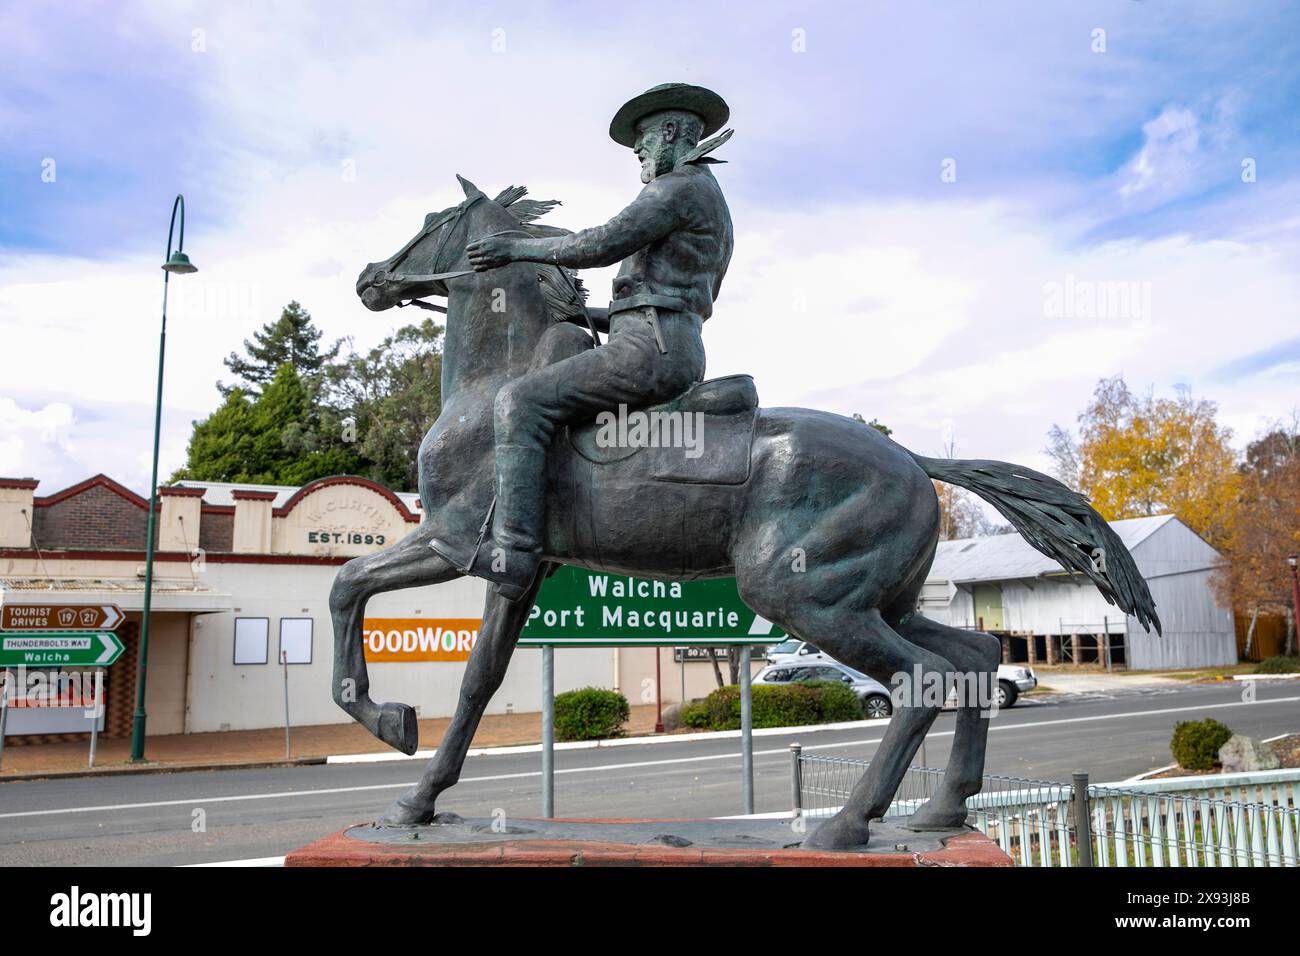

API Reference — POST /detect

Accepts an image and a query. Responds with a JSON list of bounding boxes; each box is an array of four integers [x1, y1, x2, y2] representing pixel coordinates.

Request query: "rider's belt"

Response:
[[608, 294, 689, 356]]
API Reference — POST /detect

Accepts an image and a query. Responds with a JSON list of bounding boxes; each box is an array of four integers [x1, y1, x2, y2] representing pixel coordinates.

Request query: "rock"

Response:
[[1218, 734, 1281, 773], [662, 699, 704, 732], [661, 701, 684, 732]]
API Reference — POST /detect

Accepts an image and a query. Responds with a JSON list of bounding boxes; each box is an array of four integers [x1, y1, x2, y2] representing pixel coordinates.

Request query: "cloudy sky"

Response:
[[2, 0, 1298, 495]]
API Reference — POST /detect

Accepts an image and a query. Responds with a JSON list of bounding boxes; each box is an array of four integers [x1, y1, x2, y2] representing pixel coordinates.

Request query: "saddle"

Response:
[[568, 374, 758, 485]]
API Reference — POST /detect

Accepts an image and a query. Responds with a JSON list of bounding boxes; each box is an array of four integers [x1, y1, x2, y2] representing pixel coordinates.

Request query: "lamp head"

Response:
[[162, 250, 197, 275], [1288, 553, 1298, 570]]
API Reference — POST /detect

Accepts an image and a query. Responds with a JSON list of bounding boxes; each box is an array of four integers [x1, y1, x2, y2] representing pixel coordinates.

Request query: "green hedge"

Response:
[[554, 687, 630, 742], [1256, 655, 1300, 675], [1170, 718, 1233, 772], [681, 681, 865, 731]]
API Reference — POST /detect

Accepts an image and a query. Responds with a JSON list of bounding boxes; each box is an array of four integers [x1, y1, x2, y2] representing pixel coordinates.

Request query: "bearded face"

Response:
[[632, 121, 672, 183], [631, 110, 704, 183]]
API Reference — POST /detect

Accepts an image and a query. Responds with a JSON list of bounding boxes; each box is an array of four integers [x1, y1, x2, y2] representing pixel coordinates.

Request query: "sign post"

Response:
[[87, 669, 103, 768], [522, 568, 783, 818], [0, 604, 125, 766], [282, 650, 292, 760], [0, 668, 10, 770], [541, 645, 554, 818]]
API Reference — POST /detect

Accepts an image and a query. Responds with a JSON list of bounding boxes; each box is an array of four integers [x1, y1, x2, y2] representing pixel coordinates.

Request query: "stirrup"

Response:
[[428, 497, 497, 575]]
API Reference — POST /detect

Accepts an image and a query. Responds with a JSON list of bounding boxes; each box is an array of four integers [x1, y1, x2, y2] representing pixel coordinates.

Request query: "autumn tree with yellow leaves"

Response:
[[1213, 421, 1300, 656], [1046, 376, 1240, 550]]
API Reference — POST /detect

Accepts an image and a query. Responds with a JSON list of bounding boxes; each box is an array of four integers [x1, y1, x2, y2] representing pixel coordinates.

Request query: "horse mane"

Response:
[[493, 185, 590, 323]]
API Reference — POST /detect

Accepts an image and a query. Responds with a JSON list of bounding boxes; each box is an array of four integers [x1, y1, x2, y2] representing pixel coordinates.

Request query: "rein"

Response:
[[376, 198, 596, 343], [374, 194, 484, 310]]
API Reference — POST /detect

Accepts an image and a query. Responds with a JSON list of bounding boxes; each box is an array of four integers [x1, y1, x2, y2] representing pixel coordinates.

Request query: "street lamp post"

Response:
[[129, 195, 197, 762]]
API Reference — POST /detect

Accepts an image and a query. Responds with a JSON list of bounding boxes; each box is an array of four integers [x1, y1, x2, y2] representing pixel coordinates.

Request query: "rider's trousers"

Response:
[[491, 310, 706, 556]]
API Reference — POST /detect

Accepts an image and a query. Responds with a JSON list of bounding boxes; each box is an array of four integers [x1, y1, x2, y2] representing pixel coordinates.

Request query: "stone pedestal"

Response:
[[285, 815, 1014, 867]]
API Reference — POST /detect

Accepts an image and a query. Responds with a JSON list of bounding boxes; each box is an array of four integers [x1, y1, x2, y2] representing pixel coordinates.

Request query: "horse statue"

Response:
[[331, 176, 1160, 848]]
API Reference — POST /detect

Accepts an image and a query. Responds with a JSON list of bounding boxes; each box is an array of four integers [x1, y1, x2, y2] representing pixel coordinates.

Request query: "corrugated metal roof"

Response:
[[0, 577, 233, 613], [173, 480, 299, 507], [928, 514, 1176, 584], [0, 577, 216, 594], [172, 479, 421, 511]]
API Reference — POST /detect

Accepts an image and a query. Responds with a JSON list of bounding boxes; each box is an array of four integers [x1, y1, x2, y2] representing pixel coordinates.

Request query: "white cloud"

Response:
[[0, 398, 76, 479], [4, 3, 1298, 495]]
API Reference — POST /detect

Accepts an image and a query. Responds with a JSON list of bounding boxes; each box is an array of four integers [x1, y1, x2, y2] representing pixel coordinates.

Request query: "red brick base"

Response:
[[285, 820, 1014, 867]]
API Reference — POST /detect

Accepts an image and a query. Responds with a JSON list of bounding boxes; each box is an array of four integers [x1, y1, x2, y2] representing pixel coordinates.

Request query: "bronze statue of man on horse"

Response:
[[430, 82, 736, 602], [338, 82, 1160, 848]]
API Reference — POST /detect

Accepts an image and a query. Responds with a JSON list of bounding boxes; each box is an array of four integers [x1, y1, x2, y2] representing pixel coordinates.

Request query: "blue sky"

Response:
[[2, 0, 1299, 492]]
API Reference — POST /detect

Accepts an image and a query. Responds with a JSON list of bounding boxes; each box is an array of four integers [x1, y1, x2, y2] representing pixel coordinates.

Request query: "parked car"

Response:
[[763, 640, 1036, 709], [996, 664, 1036, 708], [753, 661, 893, 719], [764, 639, 831, 666]]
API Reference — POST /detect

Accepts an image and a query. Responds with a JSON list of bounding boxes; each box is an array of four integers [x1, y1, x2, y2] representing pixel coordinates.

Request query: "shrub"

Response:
[[1255, 655, 1300, 675], [817, 681, 867, 722], [1170, 718, 1233, 772], [680, 700, 710, 728], [553, 687, 630, 742], [685, 681, 864, 731]]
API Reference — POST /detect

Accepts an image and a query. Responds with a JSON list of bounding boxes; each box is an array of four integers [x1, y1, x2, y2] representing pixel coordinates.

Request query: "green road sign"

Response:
[[0, 631, 125, 667], [518, 567, 786, 647]]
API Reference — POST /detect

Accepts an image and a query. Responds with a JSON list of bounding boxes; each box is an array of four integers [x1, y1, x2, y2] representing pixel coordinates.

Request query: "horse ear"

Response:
[[456, 173, 485, 200]]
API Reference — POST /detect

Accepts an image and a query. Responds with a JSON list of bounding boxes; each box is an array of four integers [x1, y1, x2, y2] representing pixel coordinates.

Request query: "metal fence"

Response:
[[791, 747, 1300, 867]]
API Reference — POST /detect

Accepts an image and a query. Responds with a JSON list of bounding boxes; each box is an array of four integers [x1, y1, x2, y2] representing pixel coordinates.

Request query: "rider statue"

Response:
[[433, 83, 735, 601]]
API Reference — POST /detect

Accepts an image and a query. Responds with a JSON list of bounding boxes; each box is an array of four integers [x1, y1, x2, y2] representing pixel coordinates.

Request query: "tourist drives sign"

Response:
[[0, 603, 127, 666], [518, 567, 785, 646], [2, 603, 125, 632]]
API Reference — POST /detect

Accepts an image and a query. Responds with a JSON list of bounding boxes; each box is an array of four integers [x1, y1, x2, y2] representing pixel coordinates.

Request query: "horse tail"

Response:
[[907, 452, 1162, 636]]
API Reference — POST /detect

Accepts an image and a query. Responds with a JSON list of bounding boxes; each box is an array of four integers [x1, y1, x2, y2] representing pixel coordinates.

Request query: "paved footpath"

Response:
[[0, 704, 667, 779]]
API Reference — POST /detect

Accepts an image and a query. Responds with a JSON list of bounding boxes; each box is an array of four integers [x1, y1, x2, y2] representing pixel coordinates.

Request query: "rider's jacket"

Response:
[[540, 162, 733, 321]]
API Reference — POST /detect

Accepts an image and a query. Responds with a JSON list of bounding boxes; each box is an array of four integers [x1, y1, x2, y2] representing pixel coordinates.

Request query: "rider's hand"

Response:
[[466, 235, 518, 272]]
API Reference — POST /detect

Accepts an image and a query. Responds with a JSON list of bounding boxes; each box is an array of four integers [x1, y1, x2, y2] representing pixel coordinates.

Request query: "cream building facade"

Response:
[[0, 473, 751, 741]]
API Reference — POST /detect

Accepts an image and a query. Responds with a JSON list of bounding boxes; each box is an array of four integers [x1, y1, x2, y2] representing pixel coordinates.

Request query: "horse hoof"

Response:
[[377, 702, 419, 755], [905, 802, 969, 830], [802, 813, 872, 850], [377, 788, 437, 827]]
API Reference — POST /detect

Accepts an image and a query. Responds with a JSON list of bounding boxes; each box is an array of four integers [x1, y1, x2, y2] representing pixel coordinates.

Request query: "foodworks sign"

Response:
[[518, 567, 784, 646], [362, 618, 480, 662]]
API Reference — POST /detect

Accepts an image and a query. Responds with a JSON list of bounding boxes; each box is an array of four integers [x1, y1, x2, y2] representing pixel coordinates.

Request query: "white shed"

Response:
[[918, 515, 1236, 670]]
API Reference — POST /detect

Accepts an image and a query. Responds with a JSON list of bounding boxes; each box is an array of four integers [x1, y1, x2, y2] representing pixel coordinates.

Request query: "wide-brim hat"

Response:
[[609, 83, 730, 147]]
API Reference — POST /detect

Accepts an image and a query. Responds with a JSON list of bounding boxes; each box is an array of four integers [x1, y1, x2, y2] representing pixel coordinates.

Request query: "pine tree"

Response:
[[220, 301, 340, 396], [175, 365, 361, 484]]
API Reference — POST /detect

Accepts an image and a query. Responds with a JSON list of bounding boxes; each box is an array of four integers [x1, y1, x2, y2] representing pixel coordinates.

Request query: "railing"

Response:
[[790, 747, 1300, 867]]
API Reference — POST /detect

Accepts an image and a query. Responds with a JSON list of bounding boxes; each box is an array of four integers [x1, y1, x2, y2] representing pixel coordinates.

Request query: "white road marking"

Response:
[[2, 694, 1295, 821], [184, 856, 286, 867]]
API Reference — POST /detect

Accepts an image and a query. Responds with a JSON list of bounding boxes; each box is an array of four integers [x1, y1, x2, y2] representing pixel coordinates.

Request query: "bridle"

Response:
[[370, 194, 484, 312], [368, 193, 592, 339]]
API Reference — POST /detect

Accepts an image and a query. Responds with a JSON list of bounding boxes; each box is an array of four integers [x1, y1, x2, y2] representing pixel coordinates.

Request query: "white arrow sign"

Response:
[[96, 633, 119, 664], [97, 605, 125, 630]]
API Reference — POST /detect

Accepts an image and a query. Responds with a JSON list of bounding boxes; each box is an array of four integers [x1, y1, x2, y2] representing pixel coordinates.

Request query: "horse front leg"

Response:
[[330, 523, 462, 753], [377, 564, 549, 826]]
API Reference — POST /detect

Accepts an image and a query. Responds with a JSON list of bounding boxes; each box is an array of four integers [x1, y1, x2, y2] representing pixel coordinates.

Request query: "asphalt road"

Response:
[[0, 681, 1295, 866]]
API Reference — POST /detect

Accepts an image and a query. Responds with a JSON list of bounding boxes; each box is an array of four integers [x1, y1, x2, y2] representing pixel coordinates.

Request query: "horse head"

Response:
[[356, 174, 513, 312], [357, 175, 577, 392]]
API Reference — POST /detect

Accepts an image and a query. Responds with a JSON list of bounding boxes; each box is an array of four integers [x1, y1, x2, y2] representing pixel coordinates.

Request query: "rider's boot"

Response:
[[476, 444, 545, 602]]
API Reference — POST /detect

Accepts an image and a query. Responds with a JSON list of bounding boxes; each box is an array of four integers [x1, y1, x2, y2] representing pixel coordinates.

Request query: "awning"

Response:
[[0, 578, 233, 614]]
